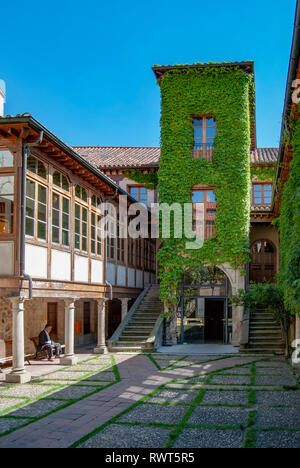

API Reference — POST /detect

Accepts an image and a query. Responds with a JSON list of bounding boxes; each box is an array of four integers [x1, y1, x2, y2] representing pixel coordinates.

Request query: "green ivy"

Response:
[[155, 65, 252, 312], [250, 165, 275, 181], [123, 170, 158, 190], [278, 109, 300, 316]]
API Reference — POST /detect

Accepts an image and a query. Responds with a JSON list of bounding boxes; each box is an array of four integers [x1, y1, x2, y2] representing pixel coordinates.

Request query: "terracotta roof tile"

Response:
[[72, 146, 279, 169]]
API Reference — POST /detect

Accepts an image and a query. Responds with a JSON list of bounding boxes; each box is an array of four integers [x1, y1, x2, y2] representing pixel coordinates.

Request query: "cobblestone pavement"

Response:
[[0, 353, 299, 448]]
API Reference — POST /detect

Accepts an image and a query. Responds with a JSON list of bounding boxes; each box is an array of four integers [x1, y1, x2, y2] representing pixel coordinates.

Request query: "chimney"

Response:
[[0, 80, 6, 117]]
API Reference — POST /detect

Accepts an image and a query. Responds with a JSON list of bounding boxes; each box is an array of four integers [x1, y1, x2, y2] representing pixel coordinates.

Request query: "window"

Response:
[[250, 240, 276, 283], [128, 237, 135, 267], [91, 212, 102, 256], [25, 179, 47, 240], [128, 186, 148, 205], [252, 184, 272, 205], [192, 188, 217, 240], [92, 195, 102, 210], [0, 149, 14, 168], [0, 175, 14, 234], [75, 185, 87, 202], [192, 117, 216, 160], [136, 238, 142, 268], [107, 218, 116, 260], [74, 203, 88, 252], [144, 239, 150, 271], [52, 193, 70, 246], [27, 155, 47, 179], [117, 224, 125, 263], [53, 171, 69, 191], [150, 241, 156, 273]]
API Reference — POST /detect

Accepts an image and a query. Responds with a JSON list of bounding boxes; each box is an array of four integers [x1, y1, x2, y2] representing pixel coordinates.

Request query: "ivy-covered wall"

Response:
[[279, 111, 300, 316], [155, 65, 253, 310]]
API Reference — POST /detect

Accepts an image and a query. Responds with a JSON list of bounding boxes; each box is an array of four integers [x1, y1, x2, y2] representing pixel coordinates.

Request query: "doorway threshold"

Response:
[[156, 344, 239, 355]]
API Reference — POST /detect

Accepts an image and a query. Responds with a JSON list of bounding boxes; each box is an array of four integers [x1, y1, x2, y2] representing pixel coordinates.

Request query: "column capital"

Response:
[[96, 297, 108, 307], [8, 296, 26, 306], [63, 298, 77, 308]]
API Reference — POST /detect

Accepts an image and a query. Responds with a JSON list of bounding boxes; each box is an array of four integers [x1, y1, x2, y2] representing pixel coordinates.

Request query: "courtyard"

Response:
[[0, 351, 299, 448]]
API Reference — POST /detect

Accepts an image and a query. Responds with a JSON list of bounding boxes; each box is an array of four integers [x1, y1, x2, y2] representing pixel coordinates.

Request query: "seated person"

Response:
[[38, 324, 62, 362]]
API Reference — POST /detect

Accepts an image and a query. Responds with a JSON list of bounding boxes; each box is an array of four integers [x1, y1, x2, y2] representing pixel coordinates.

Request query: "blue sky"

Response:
[[0, 0, 297, 148]]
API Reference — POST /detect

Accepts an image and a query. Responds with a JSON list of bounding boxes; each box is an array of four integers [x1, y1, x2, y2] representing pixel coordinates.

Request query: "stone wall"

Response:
[[0, 297, 13, 357]]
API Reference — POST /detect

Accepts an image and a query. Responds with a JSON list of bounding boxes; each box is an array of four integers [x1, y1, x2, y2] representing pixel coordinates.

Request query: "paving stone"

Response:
[[255, 376, 296, 386], [255, 430, 300, 448], [0, 385, 60, 399], [46, 385, 100, 400], [36, 379, 105, 387], [201, 390, 249, 405], [255, 367, 292, 375], [148, 389, 198, 404], [256, 391, 300, 407], [179, 376, 207, 384], [78, 424, 170, 448], [42, 371, 91, 381], [255, 408, 300, 429], [0, 417, 30, 435], [118, 403, 188, 425], [210, 375, 251, 386], [8, 399, 67, 418], [220, 367, 252, 375], [0, 398, 27, 413], [188, 406, 248, 427], [68, 364, 107, 372], [83, 372, 116, 382], [256, 361, 288, 368], [174, 428, 244, 448]]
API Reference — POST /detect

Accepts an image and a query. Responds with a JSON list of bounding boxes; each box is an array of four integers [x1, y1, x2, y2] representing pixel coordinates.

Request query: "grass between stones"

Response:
[[70, 356, 300, 449], [0, 355, 120, 439]]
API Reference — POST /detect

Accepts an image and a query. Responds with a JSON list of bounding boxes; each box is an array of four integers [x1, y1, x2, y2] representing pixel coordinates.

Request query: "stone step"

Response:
[[119, 336, 150, 341], [250, 325, 281, 330], [116, 340, 148, 346], [249, 342, 285, 349], [109, 346, 147, 352], [251, 321, 279, 326], [240, 348, 283, 354]]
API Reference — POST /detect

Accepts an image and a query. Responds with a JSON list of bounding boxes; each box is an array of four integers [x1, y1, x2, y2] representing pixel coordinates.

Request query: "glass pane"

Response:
[[264, 185, 272, 192], [75, 234, 80, 249], [75, 185, 81, 198], [194, 127, 203, 138], [25, 217, 34, 236], [0, 215, 12, 233], [37, 161, 47, 179], [254, 185, 262, 193], [0, 176, 14, 195], [62, 230, 69, 246], [206, 127, 216, 138], [75, 219, 80, 234], [52, 193, 60, 210], [82, 208, 87, 222], [61, 176, 69, 191], [62, 213, 69, 229], [26, 198, 34, 218], [0, 150, 14, 167], [206, 117, 216, 126], [193, 119, 203, 126], [38, 185, 47, 204], [27, 156, 36, 173], [53, 172, 61, 187], [92, 195, 96, 207], [26, 179, 35, 199], [82, 222, 87, 237], [97, 243, 101, 256], [264, 197, 272, 204], [63, 198, 69, 213], [82, 237, 87, 252], [91, 240, 96, 254], [129, 187, 138, 196], [75, 204, 80, 219], [38, 203, 47, 222], [254, 197, 262, 204], [52, 226, 60, 243], [52, 209, 60, 227], [37, 221, 46, 240], [206, 191, 216, 202], [82, 188, 87, 202], [91, 213, 95, 226], [206, 139, 214, 149], [91, 226, 95, 239], [192, 191, 204, 203]]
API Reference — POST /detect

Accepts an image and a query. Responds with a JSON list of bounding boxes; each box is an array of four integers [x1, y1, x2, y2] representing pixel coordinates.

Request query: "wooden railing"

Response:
[[192, 147, 214, 161]]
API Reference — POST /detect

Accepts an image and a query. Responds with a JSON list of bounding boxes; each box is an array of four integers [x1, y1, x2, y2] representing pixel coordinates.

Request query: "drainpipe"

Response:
[[21, 132, 43, 299]]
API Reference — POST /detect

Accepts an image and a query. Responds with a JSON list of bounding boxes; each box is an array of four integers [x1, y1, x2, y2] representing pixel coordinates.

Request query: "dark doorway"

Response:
[[83, 302, 91, 335], [205, 299, 224, 343], [47, 303, 58, 336], [107, 299, 122, 338]]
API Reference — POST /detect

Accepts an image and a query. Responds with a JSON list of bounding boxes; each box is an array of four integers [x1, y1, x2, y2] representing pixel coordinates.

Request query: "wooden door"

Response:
[[250, 240, 276, 283]]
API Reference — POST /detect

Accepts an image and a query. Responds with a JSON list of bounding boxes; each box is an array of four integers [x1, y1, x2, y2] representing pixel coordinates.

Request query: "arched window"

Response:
[[53, 171, 69, 191], [26, 155, 47, 179], [250, 239, 276, 283], [75, 185, 87, 202]]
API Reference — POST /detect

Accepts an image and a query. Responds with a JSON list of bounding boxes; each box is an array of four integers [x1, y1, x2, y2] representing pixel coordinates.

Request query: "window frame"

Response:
[[252, 183, 273, 205], [128, 185, 148, 205], [91, 196, 103, 258], [0, 147, 15, 170], [51, 190, 71, 248], [191, 187, 217, 240], [192, 116, 217, 159], [0, 171, 16, 236], [25, 176, 48, 242]]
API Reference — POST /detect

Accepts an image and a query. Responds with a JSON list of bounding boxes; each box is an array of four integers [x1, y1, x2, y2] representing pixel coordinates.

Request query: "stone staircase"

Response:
[[241, 310, 285, 354], [108, 285, 163, 352]]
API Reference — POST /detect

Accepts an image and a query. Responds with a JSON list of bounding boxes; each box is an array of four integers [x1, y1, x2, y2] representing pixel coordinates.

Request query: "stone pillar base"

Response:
[[6, 371, 31, 384], [60, 355, 78, 366], [94, 346, 108, 355]]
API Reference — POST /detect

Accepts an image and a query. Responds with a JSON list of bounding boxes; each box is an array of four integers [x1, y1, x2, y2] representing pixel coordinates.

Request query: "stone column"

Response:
[[121, 298, 130, 320], [94, 298, 108, 354], [60, 299, 78, 365], [6, 297, 31, 384]]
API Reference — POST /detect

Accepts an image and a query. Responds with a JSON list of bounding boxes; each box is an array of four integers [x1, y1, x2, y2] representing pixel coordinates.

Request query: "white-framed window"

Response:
[[52, 192, 70, 246], [74, 203, 88, 252], [25, 178, 47, 240]]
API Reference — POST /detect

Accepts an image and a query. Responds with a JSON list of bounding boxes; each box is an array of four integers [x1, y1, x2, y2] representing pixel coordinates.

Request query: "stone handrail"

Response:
[[106, 284, 151, 348], [240, 310, 250, 347], [145, 313, 164, 350]]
